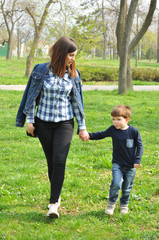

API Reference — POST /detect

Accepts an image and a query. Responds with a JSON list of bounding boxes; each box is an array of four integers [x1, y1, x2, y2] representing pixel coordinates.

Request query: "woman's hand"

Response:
[[79, 129, 90, 141], [134, 164, 142, 168], [26, 123, 35, 136]]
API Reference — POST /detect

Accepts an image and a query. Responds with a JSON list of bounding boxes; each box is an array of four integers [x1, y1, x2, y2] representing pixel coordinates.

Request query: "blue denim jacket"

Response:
[[15, 62, 85, 127]]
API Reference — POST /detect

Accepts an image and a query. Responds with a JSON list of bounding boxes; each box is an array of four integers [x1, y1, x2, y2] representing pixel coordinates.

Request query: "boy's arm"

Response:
[[134, 129, 143, 165], [89, 126, 112, 140]]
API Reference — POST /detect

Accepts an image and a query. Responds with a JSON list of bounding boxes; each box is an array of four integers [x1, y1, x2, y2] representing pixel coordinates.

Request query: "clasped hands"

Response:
[[79, 129, 90, 142]]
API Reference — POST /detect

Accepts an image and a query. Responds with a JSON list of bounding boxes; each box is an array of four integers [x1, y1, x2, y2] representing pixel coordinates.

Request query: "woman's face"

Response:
[[66, 50, 77, 67]]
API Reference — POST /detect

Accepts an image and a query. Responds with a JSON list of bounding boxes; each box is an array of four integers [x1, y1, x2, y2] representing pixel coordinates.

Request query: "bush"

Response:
[[78, 65, 119, 82], [77, 65, 159, 82], [132, 68, 159, 82]]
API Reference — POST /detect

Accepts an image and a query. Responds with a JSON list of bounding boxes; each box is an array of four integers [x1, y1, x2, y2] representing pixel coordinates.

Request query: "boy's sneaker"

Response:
[[120, 204, 128, 214], [47, 203, 59, 218], [105, 202, 116, 215]]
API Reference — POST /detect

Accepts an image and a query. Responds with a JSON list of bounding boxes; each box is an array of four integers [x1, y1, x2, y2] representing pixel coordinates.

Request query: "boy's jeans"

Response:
[[109, 163, 136, 205]]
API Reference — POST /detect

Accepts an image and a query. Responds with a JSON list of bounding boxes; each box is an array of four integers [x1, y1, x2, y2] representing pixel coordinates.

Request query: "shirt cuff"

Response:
[[78, 119, 86, 130], [78, 125, 86, 131], [26, 117, 35, 124]]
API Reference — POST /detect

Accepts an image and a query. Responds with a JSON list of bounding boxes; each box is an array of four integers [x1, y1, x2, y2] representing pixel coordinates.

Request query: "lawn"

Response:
[[0, 89, 158, 240]]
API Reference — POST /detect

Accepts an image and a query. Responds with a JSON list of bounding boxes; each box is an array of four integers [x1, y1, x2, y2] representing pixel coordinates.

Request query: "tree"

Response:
[[25, 0, 58, 77], [0, 0, 23, 59], [116, 0, 157, 94], [140, 30, 156, 60], [15, 13, 33, 59], [101, 0, 107, 59], [42, 0, 77, 42], [77, 0, 117, 59], [157, 13, 159, 62], [0, 26, 8, 43]]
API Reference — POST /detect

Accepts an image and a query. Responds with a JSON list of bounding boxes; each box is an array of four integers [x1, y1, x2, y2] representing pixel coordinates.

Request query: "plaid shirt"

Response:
[[26, 70, 86, 130]]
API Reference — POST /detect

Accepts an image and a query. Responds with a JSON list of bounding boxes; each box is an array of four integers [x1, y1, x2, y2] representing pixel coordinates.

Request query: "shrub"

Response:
[[132, 68, 159, 82], [78, 66, 119, 82], [77, 65, 159, 82]]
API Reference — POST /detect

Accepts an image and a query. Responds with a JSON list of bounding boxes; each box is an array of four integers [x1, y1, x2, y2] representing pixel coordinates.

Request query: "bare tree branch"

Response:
[[128, 0, 157, 55], [26, 6, 38, 31]]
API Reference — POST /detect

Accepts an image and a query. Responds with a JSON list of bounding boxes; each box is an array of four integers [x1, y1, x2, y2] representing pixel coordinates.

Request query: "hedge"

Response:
[[132, 68, 159, 82], [77, 65, 159, 82]]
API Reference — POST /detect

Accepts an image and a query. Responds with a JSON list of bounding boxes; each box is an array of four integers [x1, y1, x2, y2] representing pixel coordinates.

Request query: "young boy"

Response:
[[86, 105, 143, 215]]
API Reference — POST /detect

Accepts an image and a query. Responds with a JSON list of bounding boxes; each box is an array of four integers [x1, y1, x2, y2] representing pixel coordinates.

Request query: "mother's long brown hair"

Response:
[[49, 36, 78, 79]]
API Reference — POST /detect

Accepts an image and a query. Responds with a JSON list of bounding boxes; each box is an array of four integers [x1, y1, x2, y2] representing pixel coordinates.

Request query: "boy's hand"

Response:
[[134, 164, 142, 168]]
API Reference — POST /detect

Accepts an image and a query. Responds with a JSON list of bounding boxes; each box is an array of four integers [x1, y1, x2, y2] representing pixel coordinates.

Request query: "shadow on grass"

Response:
[[0, 203, 58, 224]]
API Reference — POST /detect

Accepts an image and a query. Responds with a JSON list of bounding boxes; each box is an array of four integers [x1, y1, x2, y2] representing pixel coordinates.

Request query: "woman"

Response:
[[15, 36, 89, 218]]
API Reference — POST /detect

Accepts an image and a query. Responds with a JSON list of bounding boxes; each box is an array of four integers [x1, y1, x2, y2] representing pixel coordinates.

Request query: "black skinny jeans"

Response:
[[35, 117, 74, 203]]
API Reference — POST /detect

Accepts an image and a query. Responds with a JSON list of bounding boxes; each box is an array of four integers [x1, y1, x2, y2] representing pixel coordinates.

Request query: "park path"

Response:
[[0, 84, 159, 91]]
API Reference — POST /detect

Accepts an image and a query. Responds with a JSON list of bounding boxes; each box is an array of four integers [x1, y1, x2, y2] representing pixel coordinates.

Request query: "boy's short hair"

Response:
[[111, 105, 131, 118]]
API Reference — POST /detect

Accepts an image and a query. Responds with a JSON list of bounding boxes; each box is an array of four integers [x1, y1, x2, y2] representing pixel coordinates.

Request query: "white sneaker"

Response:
[[48, 197, 61, 209], [105, 202, 116, 215], [47, 203, 59, 218], [120, 204, 128, 214]]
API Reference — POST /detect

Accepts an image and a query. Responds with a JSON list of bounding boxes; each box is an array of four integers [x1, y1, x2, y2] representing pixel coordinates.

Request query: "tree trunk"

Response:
[[109, 45, 112, 59], [25, 32, 40, 76], [116, 0, 127, 56], [118, 51, 127, 94], [157, 13, 159, 62], [17, 27, 20, 59], [127, 56, 133, 90], [103, 32, 107, 59], [25, 0, 56, 76], [118, 0, 138, 94], [117, 0, 156, 94], [6, 33, 13, 59], [102, 0, 107, 60], [113, 46, 115, 60], [135, 46, 138, 68]]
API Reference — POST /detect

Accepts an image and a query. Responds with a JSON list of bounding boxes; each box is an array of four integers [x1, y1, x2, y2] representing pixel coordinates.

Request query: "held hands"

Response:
[[79, 129, 90, 142], [134, 164, 142, 168], [26, 123, 35, 137]]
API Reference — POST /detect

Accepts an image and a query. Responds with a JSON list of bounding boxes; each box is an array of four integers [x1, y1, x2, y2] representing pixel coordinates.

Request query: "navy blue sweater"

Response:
[[89, 125, 143, 168]]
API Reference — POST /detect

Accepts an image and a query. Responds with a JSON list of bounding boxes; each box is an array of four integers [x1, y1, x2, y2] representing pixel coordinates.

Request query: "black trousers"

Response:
[[35, 117, 74, 203]]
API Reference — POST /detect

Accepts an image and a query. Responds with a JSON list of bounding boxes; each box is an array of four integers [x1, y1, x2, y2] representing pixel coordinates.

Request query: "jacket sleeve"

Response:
[[26, 101, 36, 123], [71, 95, 86, 130], [15, 65, 38, 127], [72, 69, 86, 133]]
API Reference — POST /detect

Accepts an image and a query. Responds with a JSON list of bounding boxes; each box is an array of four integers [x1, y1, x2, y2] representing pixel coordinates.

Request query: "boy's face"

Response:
[[112, 116, 129, 130]]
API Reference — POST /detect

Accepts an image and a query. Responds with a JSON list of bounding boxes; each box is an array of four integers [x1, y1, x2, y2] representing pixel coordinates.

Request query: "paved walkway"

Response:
[[0, 84, 159, 91]]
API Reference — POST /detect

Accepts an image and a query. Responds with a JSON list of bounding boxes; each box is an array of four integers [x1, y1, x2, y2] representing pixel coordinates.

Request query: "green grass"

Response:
[[1, 57, 159, 85], [0, 90, 159, 240], [0, 57, 49, 85], [77, 57, 159, 68]]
